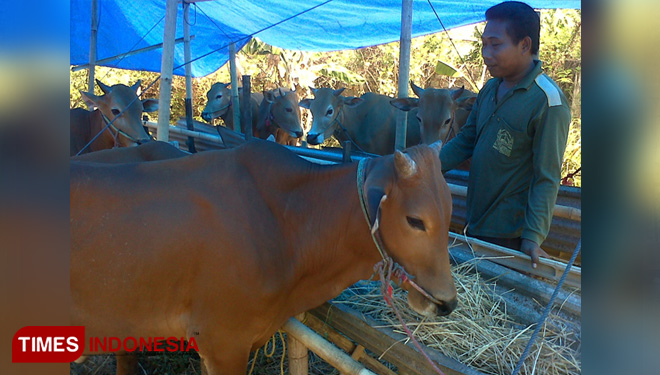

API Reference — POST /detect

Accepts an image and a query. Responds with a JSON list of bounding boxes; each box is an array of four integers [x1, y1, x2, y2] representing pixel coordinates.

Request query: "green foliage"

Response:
[[69, 10, 580, 173]]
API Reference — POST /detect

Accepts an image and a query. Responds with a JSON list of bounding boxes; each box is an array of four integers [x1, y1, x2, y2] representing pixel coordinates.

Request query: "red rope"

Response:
[[375, 260, 447, 375]]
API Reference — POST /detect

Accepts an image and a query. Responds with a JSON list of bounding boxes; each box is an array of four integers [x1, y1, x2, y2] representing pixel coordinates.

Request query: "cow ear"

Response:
[[390, 98, 419, 111], [342, 96, 363, 107], [410, 81, 424, 97], [298, 99, 311, 109], [367, 187, 387, 227], [459, 96, 477, 110], [80, 90, 100, 110], [450, 86, 465, 100], [265, 91, 276, 104], [141, 99, 159, 113]]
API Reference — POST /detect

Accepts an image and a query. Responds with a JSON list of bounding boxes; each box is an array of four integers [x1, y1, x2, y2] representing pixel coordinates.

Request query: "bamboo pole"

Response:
[[182, 1, 196, 153], [241, 75, 253, 139], [288, 314, 309, 375], [447, 184, 581, 221], [283, 318, 376, 375], [395, 0, 413, 151], [88, 0, 98, 92], [156, 0, 178, 142], [73, 37, 194, 72], [229, 43, 241, 133]]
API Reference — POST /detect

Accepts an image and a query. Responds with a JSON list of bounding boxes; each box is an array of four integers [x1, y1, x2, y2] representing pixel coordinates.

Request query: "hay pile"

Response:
[[333, 260, 581, 375]]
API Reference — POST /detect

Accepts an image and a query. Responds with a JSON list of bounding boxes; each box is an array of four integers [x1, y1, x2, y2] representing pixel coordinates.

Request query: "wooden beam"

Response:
[[449, 245, 581, 316], [448, 232, 581, 289], [310, 302, 486, 375], [304, 314, 398, 375], [394, 0, 413, 151], [447, 183, 581, 221], [88, 0, 98, 91], [72, 37, 194, 72], [182, 1, 196, 153], [241, 75, 253, 140], [282, 318, 377, 375], [289, 314, 309, 375], [156, 0, 178, 142], [229, 42, 241, 132]]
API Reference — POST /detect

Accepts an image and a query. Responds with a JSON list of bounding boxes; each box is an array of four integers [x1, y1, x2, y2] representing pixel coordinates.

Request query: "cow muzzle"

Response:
[[307, 132, 324, 145], [404, 282, 457, 317]]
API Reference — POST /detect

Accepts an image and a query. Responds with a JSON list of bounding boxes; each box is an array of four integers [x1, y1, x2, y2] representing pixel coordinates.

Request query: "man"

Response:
[[439, 1, 571, 268]]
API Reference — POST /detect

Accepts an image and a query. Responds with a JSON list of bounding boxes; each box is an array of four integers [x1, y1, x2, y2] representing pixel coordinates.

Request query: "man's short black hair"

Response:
[[486, 1, 540, 55]]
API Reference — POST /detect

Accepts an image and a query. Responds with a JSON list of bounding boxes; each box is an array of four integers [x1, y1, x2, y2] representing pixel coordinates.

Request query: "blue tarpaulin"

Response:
[[70, 0, 580, 77]]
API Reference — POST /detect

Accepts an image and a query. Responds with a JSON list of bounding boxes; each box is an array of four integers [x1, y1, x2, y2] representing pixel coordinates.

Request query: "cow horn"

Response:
[[278, 87, 285, 97], [394, 151, 418, 179], [429, 140, 443, 155], [410, 81, 424, 97], [96, 79, 112, 94], [333, 87, 346, 97]]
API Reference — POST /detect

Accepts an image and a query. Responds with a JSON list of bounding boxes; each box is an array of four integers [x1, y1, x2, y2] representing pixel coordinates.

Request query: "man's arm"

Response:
[[521, 101, 571, 265], [439, 95, 480, 174]]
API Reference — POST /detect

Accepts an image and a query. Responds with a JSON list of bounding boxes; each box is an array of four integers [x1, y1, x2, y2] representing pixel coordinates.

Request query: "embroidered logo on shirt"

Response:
[[493, 128, 513, 157]]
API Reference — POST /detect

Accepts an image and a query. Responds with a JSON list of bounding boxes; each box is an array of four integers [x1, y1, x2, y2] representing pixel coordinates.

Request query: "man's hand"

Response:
[[521, 239, 549, 269]]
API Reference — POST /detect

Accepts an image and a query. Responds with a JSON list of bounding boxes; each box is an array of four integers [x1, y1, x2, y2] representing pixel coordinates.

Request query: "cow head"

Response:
[[80, 79, 157, 147], [364, 141, 457, 317], [299, 87, 363, 145], [202, 82, 232, 122], [390, 82, 476, 145], [264, 88, 304, 139]]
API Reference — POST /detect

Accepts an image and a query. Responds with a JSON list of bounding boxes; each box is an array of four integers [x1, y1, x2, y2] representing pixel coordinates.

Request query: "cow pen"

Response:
[[71, 1, 581, 373], [138, 121, 581, 375]]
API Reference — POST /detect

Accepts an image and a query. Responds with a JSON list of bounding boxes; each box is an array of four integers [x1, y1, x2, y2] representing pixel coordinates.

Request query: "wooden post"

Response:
[[229, 42, 241, 133], [288, 313, 309, 375], [342, 141, 352, 163], [88, 0, 98, 92], [241, 75, 253, 140], [283, 318, 376, 375], [395, 0, 413, 151], [156, 0, 178, 142], [182, 0, 196, 153]]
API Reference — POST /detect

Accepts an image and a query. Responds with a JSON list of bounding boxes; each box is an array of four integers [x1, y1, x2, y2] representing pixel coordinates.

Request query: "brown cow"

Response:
[[70, 139, 457, 374], [256, 88, 304, 146], [299, 87, 421, 155], [70, 80, 158, 156], [201, 82, 264, 134], [390, 82, 477, 145], [71, 140, 189, 163]]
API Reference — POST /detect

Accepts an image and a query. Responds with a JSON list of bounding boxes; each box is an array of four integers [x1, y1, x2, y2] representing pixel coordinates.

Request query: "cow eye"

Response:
[[326, 108, 334, 116], [416, 115, 422, 122], [406, 216, 426, 231], [111, 109, 121, 116], [444, 118, 451, 125], [286, 107, 293, 113], [216, 94, 222, 99]]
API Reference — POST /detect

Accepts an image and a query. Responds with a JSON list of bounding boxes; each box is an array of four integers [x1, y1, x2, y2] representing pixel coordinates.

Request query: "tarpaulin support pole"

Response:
[[395, 0, 413, 151], [88, 0, 98, 93], [229, 42, 241, 133], [183, 0, 197, 153], [156, 0, 178, 142]]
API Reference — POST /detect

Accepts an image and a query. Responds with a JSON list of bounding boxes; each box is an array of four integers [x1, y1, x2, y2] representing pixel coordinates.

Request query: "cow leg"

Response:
[[199, 348, 250, 375], [115, 352, 138, 375]]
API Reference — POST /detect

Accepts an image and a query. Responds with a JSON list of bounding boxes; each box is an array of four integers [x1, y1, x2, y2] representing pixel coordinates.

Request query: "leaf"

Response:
[[435, 60, 461, 77]]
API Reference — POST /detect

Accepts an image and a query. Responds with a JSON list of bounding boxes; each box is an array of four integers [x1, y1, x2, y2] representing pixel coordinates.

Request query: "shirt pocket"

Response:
[[491, 116, 530, 160]]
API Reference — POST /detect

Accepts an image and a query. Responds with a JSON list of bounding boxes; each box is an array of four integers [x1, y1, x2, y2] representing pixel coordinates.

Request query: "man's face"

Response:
[[481, 19, 528, 80]]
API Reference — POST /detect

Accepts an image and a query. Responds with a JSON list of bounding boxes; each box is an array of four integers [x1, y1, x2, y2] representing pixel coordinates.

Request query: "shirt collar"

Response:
[[497, 60, 544, 91]]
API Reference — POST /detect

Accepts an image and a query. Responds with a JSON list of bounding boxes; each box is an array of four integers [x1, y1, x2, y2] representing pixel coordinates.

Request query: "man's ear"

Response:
[[520, 36, 532, 55]]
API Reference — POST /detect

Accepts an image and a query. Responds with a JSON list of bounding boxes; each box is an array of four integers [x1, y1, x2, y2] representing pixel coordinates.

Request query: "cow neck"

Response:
[[90, 109, 114, 151], [282, 159, 382, 315]]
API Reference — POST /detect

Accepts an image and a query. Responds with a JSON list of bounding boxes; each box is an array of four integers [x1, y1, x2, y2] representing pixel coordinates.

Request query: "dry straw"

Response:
[[333, 260, 581, 375]]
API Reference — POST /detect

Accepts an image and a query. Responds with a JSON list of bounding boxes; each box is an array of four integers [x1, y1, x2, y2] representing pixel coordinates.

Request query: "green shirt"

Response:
[[440, 61, 571, 246]]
